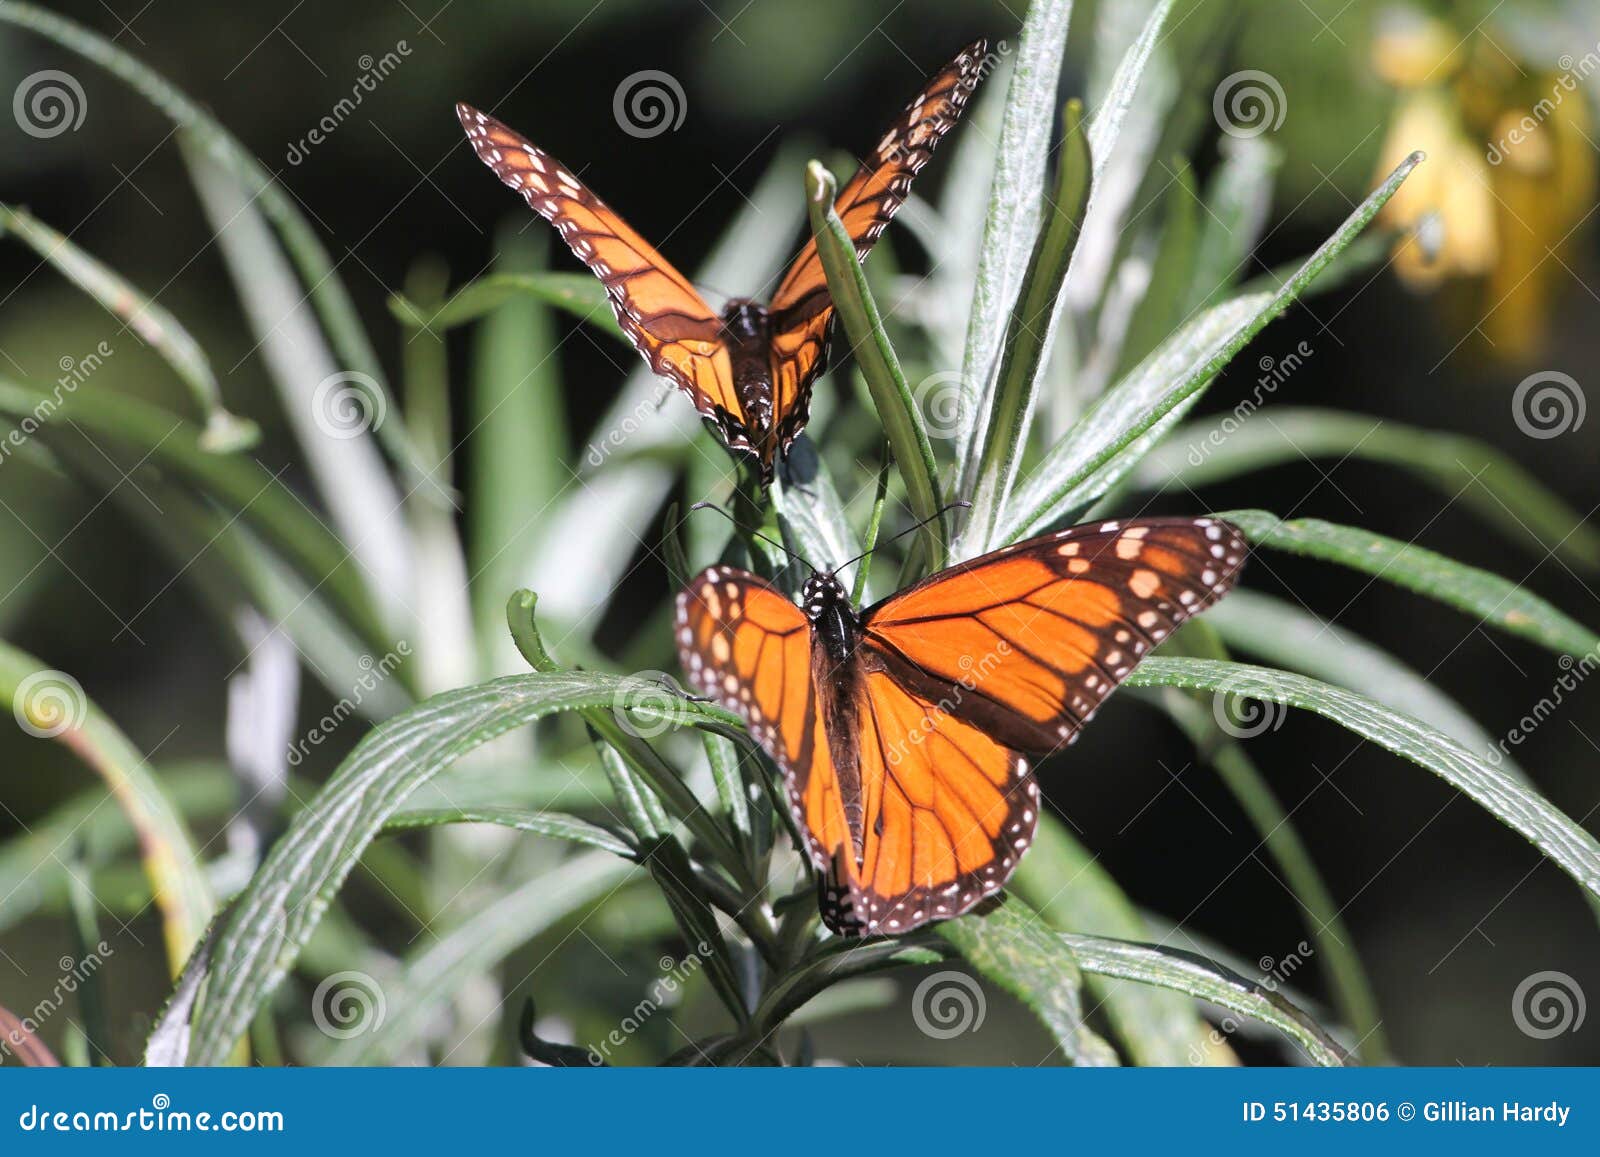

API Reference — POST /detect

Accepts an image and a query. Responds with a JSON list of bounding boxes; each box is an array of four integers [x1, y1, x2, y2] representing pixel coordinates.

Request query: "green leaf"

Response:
[[0, 379, 399, 669], [1209, 590, 1532, 783], [0, 642, 213, 975], [390, 272, 626, 343], [1012, 814, 1216, 1065], [937, 896, 1118, 1065], [955, 0, 1076, 475], [1126, 657, 1600, 904], [182, 668, 744, 1064], [1187, 137, 1281, 310], [1002, 151, 1426, 542], [0, 1, 430, 491], [1058, 933, 1348, 1066], [1112, 159, 1199, 379], [1003, 291, 1271, 538], [961, 100, 1092, 555], [772, 435, 862, 575], [467, 233, 574, 674], [0, 202, 255, 450], [1134, 409, 1600, 570], [324, 852, 637, 1064], [182, 136, 415, 634], [805, 160, 946, 571], [1222, 510, 1600, 657], [380, 807, 635, 857], [1152, 624, 1389, 1063]]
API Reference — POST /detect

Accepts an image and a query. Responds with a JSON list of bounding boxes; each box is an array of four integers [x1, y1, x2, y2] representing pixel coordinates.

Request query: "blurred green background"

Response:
[[1, 0, 1598, 1065]]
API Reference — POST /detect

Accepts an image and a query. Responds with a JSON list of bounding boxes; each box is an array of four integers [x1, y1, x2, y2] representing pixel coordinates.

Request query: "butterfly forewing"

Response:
[[455, 104, 750, 447], [674, 567, 847, 863], [863, 517, 1249, 753], [761, 40, 989, 462]]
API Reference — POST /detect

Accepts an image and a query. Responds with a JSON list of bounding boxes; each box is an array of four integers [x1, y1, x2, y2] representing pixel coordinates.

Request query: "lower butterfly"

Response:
[[676, 516, 1248, 935]]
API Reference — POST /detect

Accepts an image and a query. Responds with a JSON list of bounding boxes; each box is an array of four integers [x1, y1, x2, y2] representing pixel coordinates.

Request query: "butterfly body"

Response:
[[719, 299, 779, 456], [458, 39, 989, 480], [677, 517, 1249, 935]]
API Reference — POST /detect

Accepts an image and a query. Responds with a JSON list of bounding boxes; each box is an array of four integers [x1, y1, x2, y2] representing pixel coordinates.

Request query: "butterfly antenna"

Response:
[[834, 500, 971, 575], [689, 502, 818, 573]]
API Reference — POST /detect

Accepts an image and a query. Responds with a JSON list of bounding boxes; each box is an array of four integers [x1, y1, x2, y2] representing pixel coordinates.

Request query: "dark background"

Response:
[[1, 0, 1596, 1064]]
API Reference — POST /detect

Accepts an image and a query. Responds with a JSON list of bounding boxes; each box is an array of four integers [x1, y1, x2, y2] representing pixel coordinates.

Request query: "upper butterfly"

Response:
[[676, 517, 1248, 936], [456, 39, 990, 481]]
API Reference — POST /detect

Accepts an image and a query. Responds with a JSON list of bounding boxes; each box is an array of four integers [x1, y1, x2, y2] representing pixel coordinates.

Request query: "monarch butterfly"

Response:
[[456, 39, 990, 480], [676, 516, 1247, 935]]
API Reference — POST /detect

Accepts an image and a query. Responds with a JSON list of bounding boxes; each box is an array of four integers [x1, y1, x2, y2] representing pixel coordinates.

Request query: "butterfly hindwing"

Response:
[[823, 668, 1037, 935], [455, 103, 753, 451]]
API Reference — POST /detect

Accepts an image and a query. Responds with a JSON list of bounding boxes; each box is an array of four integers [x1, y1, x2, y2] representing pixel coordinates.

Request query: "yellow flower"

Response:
[[1370, 10, 1596, 362]]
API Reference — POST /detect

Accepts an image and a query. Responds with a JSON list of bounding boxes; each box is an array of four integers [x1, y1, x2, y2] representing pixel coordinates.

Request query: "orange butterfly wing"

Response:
[[674, 567, 851, 864], [764, 39, 991, 457], [862, 518, 1250, 753], [456, 104, 753, 452], [826, 669, 1037, 935]]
